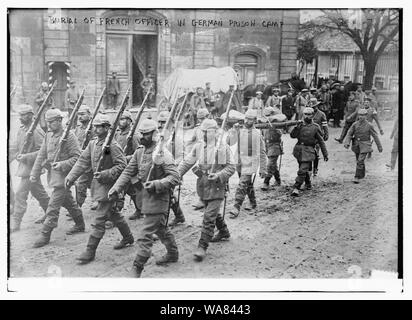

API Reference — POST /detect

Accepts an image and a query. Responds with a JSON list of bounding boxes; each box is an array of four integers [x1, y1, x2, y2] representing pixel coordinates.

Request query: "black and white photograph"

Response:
[[4, 3, 405, 297]]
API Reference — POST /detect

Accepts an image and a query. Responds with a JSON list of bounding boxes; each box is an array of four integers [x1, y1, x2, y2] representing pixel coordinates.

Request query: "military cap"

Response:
[[301, 89, 309, 93], [263, 106, 275, 117], [78, 105, 91, 114], [358, 108, 368, 115], [197, 108, 210, 119], [120, 110, 133, 121], [331, 83, 340, 89], [245, 109, 258, 119], [272, 87, 280, 92], [256, 91, 263, 95], [18, 104, 34, 115], [139, 119, 158, 133], [158, 111, 170, 122], [93, 113, 111, 126], [45, 108, 63, 121], [309, 98, 321, 107], [200, 119, 218, 131], [303, 107, 314, 114], [310, 87, 317, 91]]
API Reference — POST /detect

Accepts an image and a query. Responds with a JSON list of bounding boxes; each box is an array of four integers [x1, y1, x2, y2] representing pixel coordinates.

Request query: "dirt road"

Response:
[[9, 120, 399, 278]]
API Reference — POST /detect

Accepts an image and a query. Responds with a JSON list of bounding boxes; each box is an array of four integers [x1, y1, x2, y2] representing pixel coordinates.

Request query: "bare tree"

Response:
[[301, 9, 399, 89]]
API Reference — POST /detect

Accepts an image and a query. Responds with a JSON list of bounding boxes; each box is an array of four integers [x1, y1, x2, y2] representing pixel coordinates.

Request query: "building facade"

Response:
[[9, 9, 299, 109]]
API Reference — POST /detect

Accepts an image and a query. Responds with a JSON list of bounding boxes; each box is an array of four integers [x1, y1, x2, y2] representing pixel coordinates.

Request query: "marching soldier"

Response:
[[344, 108, 383, 183], [261, 107, 283, 190], [178, 119, 235, 261], [113, 110, 141, 220], [74, 105, 94, 208], [9, 104, 50, 231], [335, 91, 359, 144], [281, 88, 296, 122], [363, 98, 384, 159], [35, 82, 54, 132], [108, 119, 180, 277], [318, 84, 331, 119], [310, 98, 329, 176], [189, 87, 207, 126], [290, 107, 328, 196], [226, 109, 267, 218], [30, 108, 85, 248], [65, 114, 133, 264], [156, 111, 186, 226]]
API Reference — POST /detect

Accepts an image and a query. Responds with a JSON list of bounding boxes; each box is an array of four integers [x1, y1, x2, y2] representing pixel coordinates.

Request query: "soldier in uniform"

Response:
[[318, 85, 331, 119], [290, 107, 328, 196], [261, 107, 283, 190], [363, 98, 384, 159], [204, 82, 214, 111], [310, 98, 329, 176], [9, 104, 50, 231], [178, 119, 235, 261], [226, 109, 267, 218], [265, 88, 282, 112], [113, 110, 141, 221], [108, 119, 180, 277], [281, 88, 296, 121], [248, 91, 265, 117], [30, 108, 85, 248], [35, 82, 54, 132], [294, 88, 309, 120], [189, 87, 207, 127], [156, 111, 186, 226], [73, 105, 94, 208], [344, 108, 383, 183], [335, 91, 360, 144]]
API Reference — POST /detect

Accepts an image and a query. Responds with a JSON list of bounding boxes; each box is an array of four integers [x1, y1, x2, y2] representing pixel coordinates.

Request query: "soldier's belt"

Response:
[[297, 142, 315, 147], [356, 138, 371, 142]]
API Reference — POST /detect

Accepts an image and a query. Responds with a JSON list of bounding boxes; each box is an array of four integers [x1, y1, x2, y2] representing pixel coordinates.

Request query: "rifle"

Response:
[[52, 87, 85, 164], [81, 87, 106, 150], [95, 83, 132, 173], [123, 83, 152, 155], [255, 119, 302, 129], [18, 81, 57, 156]]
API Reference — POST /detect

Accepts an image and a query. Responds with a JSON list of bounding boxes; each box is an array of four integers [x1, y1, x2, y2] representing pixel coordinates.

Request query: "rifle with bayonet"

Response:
[[123, 83, 152, 155], [81, 87, 106, 150], [254, 119, 302, 129], [95, 83, 131, 173], [52, 87, 85, 164], [18, 81, 57, 156]]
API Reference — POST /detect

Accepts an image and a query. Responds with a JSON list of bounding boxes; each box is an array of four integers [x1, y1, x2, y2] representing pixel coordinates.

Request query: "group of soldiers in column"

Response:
[[9, 77, 397, 278]]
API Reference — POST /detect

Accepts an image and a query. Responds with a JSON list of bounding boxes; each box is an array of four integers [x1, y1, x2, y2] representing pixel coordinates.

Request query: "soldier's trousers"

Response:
[[42, 187, 83, 230], [75, 171, 93, 207], [313, 145, 320, 172], [91, 201, 130, 239], [234, 174, 256, 208], [134, 213, 178, 268], [107, 94, 118, 109], [266, 155, 280, 182], [199, 199, 228, 249], [355, 153, 367, 178], [294, 161, 312, 188], [13, 177, 50, 223]]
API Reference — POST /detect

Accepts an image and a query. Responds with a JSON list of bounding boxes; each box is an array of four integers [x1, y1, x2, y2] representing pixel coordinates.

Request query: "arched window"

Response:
[[234, 53, 258, 86]]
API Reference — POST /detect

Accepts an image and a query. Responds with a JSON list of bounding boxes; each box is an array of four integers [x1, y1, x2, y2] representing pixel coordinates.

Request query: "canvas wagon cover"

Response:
[[161, 67, 239, 103]]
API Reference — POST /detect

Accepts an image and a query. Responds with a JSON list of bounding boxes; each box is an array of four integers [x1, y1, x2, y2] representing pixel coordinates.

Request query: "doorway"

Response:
[[234, 53, 258, 86], [50, 62, 69, 110]]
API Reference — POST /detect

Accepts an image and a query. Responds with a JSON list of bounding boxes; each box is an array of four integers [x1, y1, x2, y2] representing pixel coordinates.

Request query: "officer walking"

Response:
[[178, 119, 235, 261], [290, 107, 328, 196], [310, 98, 329, 176], [344, 108, 383, 183], [108, 119, 180, 277], [261, 107, 283, 190], [30, 108, 85, 248], [9, 104, 50, 231], [65, 114, 133, 264], [226, 109, 267, 218]]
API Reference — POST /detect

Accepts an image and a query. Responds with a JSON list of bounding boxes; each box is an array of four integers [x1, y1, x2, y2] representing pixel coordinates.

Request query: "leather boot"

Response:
[[291, 188, 300, 196], [113, 222, 134, 250], [77, 236, 101, 264], [194, 246, 207, 262], [228, 205, 240, 219], [132, 262, 144, 278], [66, 215, 85, 235], [33, 226, 53, 248], [155, 250, 179, 265], [261, 177, 270, 191], [211, 227, 230, 242]]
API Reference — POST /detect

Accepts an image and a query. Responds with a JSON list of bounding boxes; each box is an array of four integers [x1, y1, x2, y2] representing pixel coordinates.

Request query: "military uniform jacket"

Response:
[[112, 143, 179, 215], [248, 98, 264, 115], [266, 95, 282, 108], [9, 124, 45, 177], [107, 78, 120, 95], [344, 120, 382, 154], [65, 88, 80, 109], [74, 123, 89, 147], [227, 127, 267, 175], [178, 142, 235, 201], [290, 122, 328, 162], [114, 126, 139, 157], [67, 137, 126, 202], [262, 127, 282, 157], [312, 110, 329, 140], [318, 91, 331, 113], [31, 129, 81, 188], [281, 96, 295, 117]]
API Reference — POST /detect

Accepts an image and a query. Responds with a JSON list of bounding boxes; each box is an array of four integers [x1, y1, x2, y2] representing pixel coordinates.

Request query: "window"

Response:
[[330, 55, 339, 68], [234, 53, 258, 86], [389, 78, 398, 91], [374, 76, 385, 90]]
